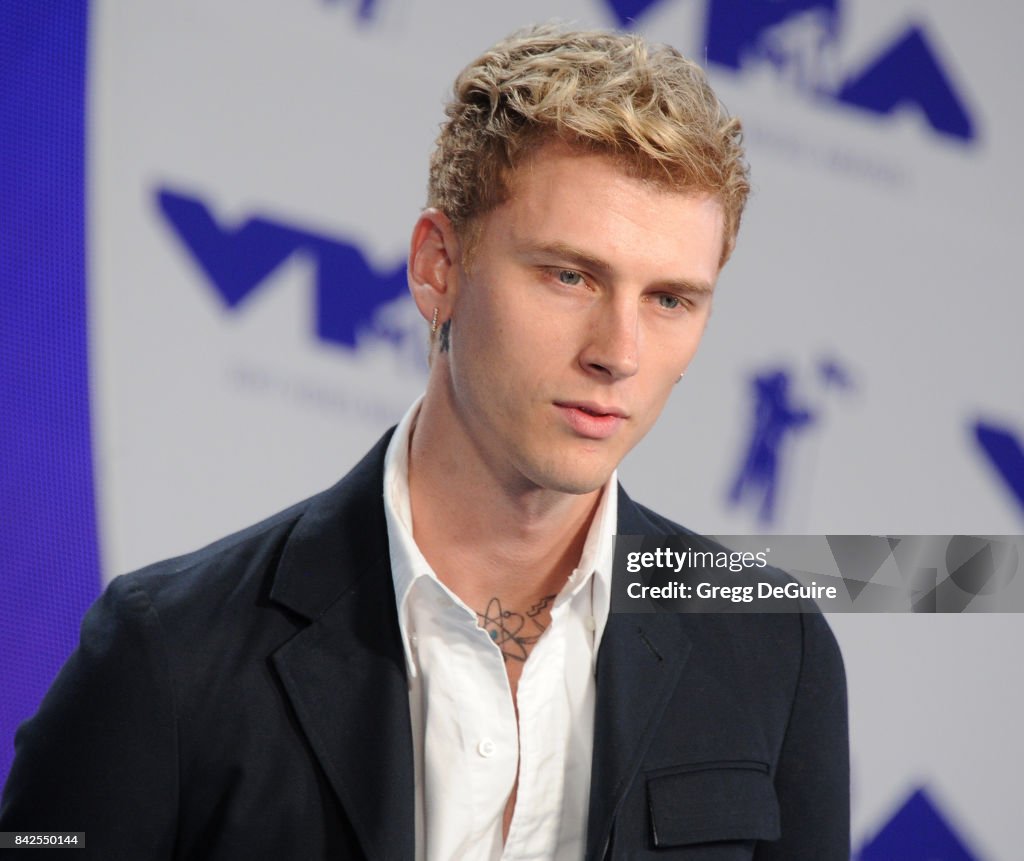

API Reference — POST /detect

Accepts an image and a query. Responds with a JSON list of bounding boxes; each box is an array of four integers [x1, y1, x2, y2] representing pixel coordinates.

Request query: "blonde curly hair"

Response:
[[428, 24, 750, 267]]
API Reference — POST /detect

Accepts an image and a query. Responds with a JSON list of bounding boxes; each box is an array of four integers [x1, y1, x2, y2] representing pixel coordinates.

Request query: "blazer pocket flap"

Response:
[[647, 762, 780, 848]]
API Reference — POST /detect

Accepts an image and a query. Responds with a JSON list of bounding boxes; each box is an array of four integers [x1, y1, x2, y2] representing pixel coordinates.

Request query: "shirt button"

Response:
[[477, 738, 496, 758]]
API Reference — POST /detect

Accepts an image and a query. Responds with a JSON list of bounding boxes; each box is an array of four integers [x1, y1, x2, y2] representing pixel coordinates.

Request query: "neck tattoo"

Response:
[[477, 594, 557, 662]]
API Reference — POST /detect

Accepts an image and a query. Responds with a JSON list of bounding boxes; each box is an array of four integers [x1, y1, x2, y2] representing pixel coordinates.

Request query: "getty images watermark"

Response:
[[611, 535, 1024, 613]]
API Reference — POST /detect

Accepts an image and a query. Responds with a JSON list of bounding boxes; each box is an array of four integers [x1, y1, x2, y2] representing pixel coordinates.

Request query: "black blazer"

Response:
[[1, 431, 849, 859]]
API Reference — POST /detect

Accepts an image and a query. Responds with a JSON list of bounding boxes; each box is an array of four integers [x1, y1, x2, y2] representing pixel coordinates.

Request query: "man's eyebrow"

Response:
[[522, 241, 715, 295]]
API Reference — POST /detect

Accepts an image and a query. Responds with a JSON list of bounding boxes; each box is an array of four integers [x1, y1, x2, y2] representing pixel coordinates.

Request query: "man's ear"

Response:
[[407, 208, 461, 325]]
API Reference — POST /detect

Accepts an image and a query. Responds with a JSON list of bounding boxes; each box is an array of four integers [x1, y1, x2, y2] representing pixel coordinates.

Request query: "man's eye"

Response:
[[558, 270, 583, 286], [657, 294, 682, 309]]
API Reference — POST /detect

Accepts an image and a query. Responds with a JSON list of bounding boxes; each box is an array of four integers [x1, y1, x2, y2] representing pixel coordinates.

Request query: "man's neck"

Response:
[[406, 389, 604, 622]]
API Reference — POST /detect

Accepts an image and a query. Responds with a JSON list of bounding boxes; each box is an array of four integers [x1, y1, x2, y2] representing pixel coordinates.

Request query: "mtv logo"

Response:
[[705, 0, 840, 91]]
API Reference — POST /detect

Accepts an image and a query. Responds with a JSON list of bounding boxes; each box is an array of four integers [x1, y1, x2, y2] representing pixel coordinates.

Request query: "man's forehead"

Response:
[[507, 138, 711, 198]]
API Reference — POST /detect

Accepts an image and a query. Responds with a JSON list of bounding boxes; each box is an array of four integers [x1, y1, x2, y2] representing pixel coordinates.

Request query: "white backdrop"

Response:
[[87, 1, 1024, 857]]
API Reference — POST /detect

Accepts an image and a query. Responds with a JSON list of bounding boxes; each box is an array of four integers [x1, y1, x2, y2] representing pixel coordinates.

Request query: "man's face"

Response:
[[441, 142, 726, 496]]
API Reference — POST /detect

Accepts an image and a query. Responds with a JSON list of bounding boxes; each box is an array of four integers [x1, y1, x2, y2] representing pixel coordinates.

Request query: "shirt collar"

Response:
[[383, 397, 617, 677]]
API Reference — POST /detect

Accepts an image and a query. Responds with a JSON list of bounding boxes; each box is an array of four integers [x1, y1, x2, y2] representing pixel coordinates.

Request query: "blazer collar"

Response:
[[269, 429, 396, 620], [269, 428, 416, 861]]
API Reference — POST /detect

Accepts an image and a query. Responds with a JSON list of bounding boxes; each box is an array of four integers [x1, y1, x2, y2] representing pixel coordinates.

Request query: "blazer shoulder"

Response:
[[618, 488, 700, 538], [116, 494, 313, 614], [115, 425, 397, 618]]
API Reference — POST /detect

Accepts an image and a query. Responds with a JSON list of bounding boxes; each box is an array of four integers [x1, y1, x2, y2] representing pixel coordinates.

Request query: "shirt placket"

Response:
[[422, 584, 519, 860], [501, 604, 569, 859]]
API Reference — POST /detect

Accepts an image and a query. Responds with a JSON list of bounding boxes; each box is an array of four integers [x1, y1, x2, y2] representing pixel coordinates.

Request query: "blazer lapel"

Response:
[[585, 491, 694, 861], [269, 432, 415, 861]]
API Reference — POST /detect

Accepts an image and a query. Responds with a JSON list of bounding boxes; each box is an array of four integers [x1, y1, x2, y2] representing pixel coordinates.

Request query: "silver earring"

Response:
[[676, 372, 685, 385], [431, 307, 439, 335]]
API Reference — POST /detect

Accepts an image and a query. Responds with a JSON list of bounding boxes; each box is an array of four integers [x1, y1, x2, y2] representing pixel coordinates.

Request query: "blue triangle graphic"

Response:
[[858, 787, 982, 861]]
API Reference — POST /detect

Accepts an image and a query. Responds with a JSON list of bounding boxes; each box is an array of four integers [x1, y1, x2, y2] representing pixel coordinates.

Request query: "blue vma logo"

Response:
[[604, 0, 976, 142], [157, 188, 411, 351], [855, 787, 982, 861]]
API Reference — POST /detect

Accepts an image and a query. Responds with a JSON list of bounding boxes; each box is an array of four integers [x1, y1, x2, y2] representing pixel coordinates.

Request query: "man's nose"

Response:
[[579, 298, 640, 380]]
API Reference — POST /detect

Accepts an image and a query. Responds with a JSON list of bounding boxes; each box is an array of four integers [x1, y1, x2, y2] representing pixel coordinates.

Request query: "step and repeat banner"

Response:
[[3, 1, 1022, 857]]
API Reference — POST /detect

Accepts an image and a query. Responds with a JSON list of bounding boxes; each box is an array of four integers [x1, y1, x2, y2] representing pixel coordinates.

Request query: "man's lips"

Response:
[[554, 402, 628, 439], [554, 401, 628, 418]]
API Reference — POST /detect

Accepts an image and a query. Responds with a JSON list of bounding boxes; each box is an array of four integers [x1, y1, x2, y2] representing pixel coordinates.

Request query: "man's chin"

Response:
[[533, 465, 614, 497], [515, 443, 620, 496]]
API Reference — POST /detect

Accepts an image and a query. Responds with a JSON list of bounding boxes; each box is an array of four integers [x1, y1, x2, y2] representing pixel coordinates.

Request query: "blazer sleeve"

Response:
[[0, 575, 179, 859], [756, 607, 850, 860]]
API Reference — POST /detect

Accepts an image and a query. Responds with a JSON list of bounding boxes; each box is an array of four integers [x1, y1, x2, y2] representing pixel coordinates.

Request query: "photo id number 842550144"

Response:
[[0, 832, 84, 848]]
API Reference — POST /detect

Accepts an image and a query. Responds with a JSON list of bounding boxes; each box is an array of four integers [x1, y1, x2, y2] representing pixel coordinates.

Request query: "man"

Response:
[[1, 25, 848, 859]]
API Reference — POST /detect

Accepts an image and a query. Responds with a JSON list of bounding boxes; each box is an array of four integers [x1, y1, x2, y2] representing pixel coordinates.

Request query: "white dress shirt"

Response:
[[383, 399, 616, 860]]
